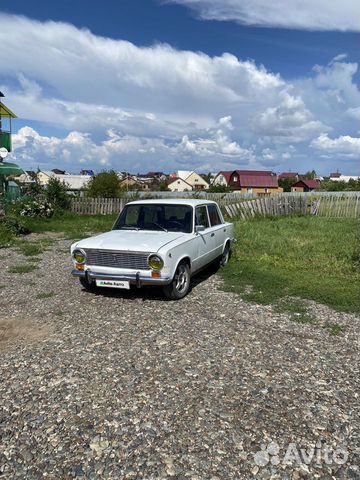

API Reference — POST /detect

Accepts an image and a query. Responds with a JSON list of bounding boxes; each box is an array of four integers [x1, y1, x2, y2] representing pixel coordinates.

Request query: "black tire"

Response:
[[79, 277, 98, 292], [163, 262, 191, 300], [219, 243, 231, 267]]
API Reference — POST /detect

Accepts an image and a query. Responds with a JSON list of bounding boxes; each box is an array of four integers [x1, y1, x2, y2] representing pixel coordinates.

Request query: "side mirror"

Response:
[[195, 225, 205, 233]]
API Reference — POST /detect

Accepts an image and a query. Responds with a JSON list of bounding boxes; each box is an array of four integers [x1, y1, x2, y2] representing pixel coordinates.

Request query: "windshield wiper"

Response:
[[150, 222, 168, 232], [119, 226, 140, 230]]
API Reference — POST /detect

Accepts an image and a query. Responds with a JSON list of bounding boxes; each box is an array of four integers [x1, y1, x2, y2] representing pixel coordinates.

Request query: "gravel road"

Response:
[[0, 235, 359, 479]]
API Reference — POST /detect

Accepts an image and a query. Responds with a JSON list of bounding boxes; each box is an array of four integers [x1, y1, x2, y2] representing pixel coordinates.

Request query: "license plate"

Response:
[[96, 279, 130, 289]]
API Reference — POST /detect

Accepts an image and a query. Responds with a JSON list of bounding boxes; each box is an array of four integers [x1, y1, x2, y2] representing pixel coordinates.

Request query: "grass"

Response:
[[16, 239, 54, 257], [221, 216, 359, 314], [9, 264, 38, 274], [274, 298, 316, 324], [325, 323, 344, 336], [0, 223, 15, 248], [36, 292, 56, 299], [23, 212, 117, 240]]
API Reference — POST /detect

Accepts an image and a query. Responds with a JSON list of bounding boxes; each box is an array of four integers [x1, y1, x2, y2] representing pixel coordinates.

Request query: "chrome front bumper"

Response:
[[71, 269, 172, 287]]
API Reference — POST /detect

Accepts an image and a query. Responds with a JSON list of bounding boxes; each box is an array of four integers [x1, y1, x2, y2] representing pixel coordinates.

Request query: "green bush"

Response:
[[86, 171, 123, 198], [11, 198, 54, 218], [0, 216, 30, 236], [46, 177, 71, 210]]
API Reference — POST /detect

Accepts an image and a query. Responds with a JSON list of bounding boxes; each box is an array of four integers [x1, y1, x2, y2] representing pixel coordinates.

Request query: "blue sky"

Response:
[[0, 0, 359, 174]]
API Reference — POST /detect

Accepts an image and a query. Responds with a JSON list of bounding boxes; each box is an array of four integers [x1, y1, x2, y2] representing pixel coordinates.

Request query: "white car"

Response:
[[71, 199, 235, 299]]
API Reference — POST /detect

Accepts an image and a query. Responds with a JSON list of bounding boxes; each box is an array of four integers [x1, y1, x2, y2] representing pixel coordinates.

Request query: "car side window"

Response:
[[195, 206, 209, 229], [207, 204, 222, 226]]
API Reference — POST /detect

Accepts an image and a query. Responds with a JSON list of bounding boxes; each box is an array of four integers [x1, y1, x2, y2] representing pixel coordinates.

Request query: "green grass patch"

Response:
[[23, 212, 117, 240], [16, 239, 54, 257], [36, 292, 55, 299], [274, 298, 317, 325], [9, 264, 38, 274], [221, 216, 359, 313], [0, 223, 15, 248], [324, 323, 344, 336]]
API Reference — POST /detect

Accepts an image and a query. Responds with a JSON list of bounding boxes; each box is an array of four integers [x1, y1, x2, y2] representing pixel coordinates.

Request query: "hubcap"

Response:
[[175, 265, 188, 293], [222, 248, 229, 265]]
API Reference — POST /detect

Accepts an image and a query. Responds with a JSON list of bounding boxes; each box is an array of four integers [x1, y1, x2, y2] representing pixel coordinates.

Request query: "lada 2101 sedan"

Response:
[[71, 199, 235, 299]]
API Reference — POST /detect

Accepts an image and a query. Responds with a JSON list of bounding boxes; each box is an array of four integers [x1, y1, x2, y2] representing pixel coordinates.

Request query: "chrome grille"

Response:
[[84, 249, 151, 270]]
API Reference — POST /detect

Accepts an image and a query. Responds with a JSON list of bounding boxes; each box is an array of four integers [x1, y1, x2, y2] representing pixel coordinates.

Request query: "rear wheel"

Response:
[[163, 262, 191, 300], [219, 243, 231, 267], [79, 277, 98, 292]]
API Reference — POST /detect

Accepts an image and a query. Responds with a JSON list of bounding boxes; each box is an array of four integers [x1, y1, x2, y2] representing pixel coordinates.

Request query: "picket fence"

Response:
[[70, 192, 360, 219], [223, 193, 360, 219], [71, 197, 126, 215]]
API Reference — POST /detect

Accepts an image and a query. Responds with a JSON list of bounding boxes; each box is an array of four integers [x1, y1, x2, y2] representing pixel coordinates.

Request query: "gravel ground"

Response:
[[0, 234, 359, 479]]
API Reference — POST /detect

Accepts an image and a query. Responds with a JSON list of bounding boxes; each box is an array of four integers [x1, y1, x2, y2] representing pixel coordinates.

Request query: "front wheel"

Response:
[[79, 277, 98, 292], [163, 262, 191, 300]]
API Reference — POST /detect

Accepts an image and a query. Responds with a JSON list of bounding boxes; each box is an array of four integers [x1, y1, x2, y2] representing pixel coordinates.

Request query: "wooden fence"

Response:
[[70, 193, 360, 218], [71, 197, 126, 215], [223, 193, 360, 219]]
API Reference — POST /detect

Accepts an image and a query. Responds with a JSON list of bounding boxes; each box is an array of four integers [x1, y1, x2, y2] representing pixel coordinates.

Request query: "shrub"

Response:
[[12, 199, 54, 218], [0, 216, 30, 236], [86, 171, 123, 198], [46, 177, 71, 210]]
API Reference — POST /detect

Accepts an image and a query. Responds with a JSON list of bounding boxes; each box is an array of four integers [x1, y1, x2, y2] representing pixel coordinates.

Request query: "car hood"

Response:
[[74, 229, 187, 253]]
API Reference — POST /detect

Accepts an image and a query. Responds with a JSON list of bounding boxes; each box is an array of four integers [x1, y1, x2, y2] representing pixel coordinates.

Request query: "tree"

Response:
[[279, 177, 297, 192], [86, 171, 122, 198], [303, 170, 317, 180], [208, 184, 232, 193], [46, 177, 71, 210]]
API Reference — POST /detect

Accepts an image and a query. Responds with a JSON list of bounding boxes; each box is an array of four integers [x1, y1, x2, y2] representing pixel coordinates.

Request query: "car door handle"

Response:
[[211, 233, 215, 237], [223, 228, 226, 232]]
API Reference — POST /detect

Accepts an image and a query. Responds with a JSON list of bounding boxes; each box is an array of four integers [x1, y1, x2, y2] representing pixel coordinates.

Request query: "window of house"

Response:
[[207, 205, 222, 226], [233, 175, 238, 181], [195, 206, 209, 229], [247, 187, 253, 192]]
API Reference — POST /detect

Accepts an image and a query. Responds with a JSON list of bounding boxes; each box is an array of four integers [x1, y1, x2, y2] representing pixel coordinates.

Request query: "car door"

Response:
[[192, 205, 213, 271], [207, 204, 226, 259]]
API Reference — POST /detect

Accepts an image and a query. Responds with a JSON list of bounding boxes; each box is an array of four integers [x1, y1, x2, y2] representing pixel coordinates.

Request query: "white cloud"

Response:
[[253, 92, 327, 142], [12, 120, 254, 172], [169, 0, 360, 31], [0, 14, 359, 174], [310, 133, 360, 158]]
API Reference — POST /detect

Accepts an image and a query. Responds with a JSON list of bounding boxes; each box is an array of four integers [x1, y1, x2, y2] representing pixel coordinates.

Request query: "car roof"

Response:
[[126, 198, 218, 207]]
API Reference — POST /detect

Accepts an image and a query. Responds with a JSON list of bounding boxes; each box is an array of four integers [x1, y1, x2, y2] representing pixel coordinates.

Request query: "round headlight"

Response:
[[73, 249, 86, 264], [148, 254, 164, 270]]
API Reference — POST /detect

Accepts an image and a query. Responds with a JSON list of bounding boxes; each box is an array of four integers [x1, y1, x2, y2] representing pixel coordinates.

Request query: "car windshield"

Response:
[[113, 204, 193, 233]]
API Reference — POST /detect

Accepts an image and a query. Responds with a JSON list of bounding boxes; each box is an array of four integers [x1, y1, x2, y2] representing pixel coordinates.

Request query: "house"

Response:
[[177, 171, 209, 190], [212, 171, 233, 186], [80, 169, 94, 176], [278, 172, 299, 180], [146, 171, 168, 181], [167, 177, 193, 192], [291, 179, 321, 192], [228, 170, 282, 194], [37, 170, 91, 192], [119, 177, 150, 190], [14, 171, 36, 185], [329, 172, 360, 182]]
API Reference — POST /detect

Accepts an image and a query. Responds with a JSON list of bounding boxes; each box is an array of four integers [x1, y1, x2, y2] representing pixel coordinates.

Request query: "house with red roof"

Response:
[[278, 172, 299, 180], [291, 179, 321, 192], [227, 170, 282, 194], [212, 171, 233, 187]]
